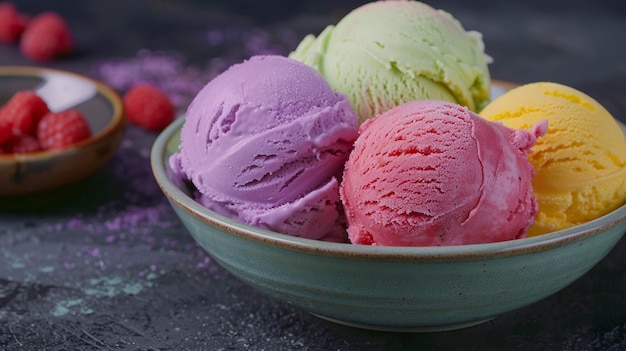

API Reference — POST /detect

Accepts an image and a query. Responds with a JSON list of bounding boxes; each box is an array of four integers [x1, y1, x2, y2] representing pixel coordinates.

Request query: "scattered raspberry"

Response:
[[20, 12, 73, 62], [123, 84, 175, 132], [0, 134, 41, 154], [0, 118, 13, 145], [0, 90, 50, 141], [0, 2, 28, 44], [37, 109, 91, 150]]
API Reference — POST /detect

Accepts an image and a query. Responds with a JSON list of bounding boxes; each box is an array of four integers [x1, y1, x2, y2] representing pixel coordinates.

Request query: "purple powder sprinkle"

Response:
[[105, 217, 123, 231], [206, 30, 224, 45], [244, 30, 270, 53], [139, 148, 150, 158], [49, 203, 174, 247], [66, 218, 84, 230], [95, 49, 216, 113], [196, 256, 211, 269], [80, 246, 102, 258]]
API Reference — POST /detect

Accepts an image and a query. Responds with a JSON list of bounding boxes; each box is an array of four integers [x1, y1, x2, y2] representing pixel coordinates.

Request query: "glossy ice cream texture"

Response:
[[289, 0, 491, 124], [480, 82, 626, 236], [170, 55, 359, 242], [340, 100, 547, 246]]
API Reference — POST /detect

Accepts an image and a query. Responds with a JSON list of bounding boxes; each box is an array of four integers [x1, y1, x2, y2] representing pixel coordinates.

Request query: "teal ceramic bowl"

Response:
[[151, 90, 626, 332]]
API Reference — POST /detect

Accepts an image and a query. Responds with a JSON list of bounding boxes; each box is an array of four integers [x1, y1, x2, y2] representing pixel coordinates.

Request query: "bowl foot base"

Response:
[[311, 313, 494, 332]]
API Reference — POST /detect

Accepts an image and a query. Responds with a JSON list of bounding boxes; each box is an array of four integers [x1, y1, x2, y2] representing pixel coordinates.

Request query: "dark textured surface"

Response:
[[1, 1, 626, 350]]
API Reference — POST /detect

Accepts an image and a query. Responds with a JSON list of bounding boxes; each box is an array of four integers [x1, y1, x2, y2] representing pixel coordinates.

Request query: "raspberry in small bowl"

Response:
[[0, 66, 124, 207]]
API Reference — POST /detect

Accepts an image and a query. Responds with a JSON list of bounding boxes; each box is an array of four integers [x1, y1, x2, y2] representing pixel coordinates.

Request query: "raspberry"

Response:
[[0, 118, 13, 145], [37, 109, 91, 150], [20, 12, 73, 62], [0, 134, 41, 154], [0, 90, 50, 142], [0, 2, 28, 44], [123, 84, 174, 132]]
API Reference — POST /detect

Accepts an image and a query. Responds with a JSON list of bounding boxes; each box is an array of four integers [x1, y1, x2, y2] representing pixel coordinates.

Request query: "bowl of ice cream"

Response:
[[152, 113, 626, 331], [0, 66, 125, 207], [151, 57, 626, 331], [152, 1, 626, 332]]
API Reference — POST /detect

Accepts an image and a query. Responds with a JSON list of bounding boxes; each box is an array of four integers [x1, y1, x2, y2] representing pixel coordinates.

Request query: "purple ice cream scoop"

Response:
[[169, 55, 359, 242]]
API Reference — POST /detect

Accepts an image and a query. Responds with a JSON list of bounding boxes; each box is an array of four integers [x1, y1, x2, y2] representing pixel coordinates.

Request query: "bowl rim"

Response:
[[151, 115, 626, 262], [0, 65, 124, 162]]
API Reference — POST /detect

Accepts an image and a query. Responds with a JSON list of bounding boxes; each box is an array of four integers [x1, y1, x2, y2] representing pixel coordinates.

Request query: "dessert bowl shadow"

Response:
[[0, 66, 125, 207], [151, 87, 626, 332]]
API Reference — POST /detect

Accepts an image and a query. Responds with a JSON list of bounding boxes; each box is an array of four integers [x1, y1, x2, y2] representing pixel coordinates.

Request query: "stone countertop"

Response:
[[1, 0, 626, 350]]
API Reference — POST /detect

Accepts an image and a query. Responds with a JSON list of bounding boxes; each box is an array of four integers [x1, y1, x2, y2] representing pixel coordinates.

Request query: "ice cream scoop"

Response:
[[340, 100, 547, 246], [480, 82, 626, 236], [170, 55, 359, 242], [289, 0, 491, 124]]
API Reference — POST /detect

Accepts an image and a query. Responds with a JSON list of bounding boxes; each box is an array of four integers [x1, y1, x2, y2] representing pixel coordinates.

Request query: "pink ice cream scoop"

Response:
[[170, 55, 359, 242], [340, 100, 547, 246]]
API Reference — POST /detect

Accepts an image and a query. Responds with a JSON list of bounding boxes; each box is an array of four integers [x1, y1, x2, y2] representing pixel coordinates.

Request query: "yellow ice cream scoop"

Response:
[[480, 82, 626, 236]]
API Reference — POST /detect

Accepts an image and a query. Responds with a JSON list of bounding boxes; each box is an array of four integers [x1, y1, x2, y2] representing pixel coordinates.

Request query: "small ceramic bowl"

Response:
[[0, 66, 124, 202], [151, 84, 626, 332]]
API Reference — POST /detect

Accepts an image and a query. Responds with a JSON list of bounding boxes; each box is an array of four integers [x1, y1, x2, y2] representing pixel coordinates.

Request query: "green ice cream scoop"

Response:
[[289, 0, 491, 123]]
